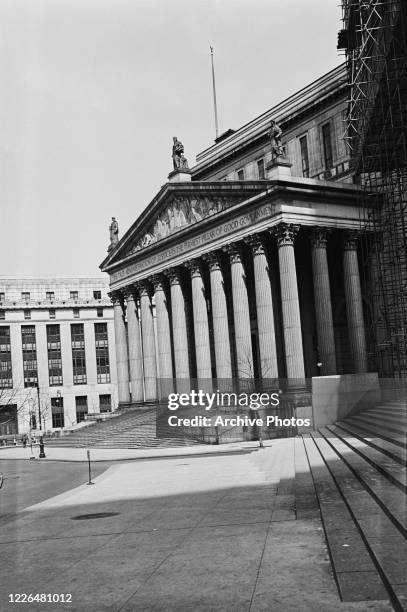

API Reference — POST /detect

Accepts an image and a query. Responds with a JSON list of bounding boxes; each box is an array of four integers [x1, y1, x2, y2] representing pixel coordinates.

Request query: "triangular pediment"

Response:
[[101, 181, 266, 271]]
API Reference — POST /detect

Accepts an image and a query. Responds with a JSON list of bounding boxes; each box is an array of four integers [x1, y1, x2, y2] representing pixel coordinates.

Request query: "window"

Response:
[[95, 323, 110, 383], [71, 324, 87, 384], [236, 169, 245, 181], [46, 291, 55, 300], [21, 325, 38, 387], [75, 396, 88, 423], [49, 309, 56, 319], [0, 293, 5, 302], [97, 307, 103, 318], [99, 394, 111, 413], [256, 159, 265, 179], [24, 310, 31, 320], [299, 135, 310, 178], [322, 122, 333, 169], [70, 291, 78, 300], [30, 412, 37, 431], [47, 325, 63, 386], [0, 326, 13, 388], [0, 310, 5, 320], [93, 290, 102, 300], [73, 308, 80, 318], [21, 292, 30, 301], [51, 396, 64, 428]]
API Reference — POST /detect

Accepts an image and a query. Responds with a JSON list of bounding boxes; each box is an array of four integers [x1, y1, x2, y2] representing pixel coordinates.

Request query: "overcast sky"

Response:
[[0, 0, 343, 278]]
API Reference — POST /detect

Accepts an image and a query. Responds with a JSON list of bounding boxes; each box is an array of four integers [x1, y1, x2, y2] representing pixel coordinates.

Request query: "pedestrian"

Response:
[[22, 434, 28, 448]]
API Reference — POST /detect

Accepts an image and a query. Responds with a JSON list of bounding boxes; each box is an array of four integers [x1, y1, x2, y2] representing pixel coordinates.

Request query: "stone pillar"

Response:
[[186, 259, 212, 382], [343, 231, 368, 373], [124, 288, 144, 403], [225, 243, 253, 379], [137, 280, 158, 401], [310, 229, 337, 375], [246, 234, 278, 380], [205, 252, 232, 381], [110, 291, 131, 404], [167, 268, 190, 387], [151, 275, 174, 398], [274, 224, 305, 385]]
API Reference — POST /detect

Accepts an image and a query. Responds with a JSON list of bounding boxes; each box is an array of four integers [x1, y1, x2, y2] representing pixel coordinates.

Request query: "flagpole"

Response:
[[210, 46, 219, 139]]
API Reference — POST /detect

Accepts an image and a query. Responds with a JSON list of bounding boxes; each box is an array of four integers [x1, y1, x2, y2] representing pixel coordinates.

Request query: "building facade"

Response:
[[0, 277, 117, 437], [101, 65, 375, 416]]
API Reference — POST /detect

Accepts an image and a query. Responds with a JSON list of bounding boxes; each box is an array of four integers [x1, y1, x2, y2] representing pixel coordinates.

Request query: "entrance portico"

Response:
[[101, 167, 373, 409]]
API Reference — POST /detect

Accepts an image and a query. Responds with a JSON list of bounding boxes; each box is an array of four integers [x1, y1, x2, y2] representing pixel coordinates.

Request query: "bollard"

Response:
[[39, 436, 46, 459], [86, 449, 94, 485]]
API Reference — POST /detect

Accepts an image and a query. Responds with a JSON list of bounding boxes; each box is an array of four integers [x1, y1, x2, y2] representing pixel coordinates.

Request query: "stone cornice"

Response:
[[101, 178, 375, 275]]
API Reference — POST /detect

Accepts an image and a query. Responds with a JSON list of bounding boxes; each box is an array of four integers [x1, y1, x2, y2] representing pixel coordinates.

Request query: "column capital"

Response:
[[150, 274, 167, 292], [343, 230, 359, 251], [310, 227, 332, 249], [245, 233, 266, 256], [202, 251, 223, 272], [184, 258, 203, 278], [108, 290, 124, 306], [272, 223, 300, 247], [164, 267, 183, 285], [223, 242, 244, 264], [122, 285, 137, 301], [135, 279, 152, 297]]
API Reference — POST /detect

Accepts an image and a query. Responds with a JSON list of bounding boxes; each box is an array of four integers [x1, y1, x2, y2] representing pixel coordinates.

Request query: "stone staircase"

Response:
[[304, 396, 407, 610], [45, 407, 207, 448], [244, 394, 407, 609]]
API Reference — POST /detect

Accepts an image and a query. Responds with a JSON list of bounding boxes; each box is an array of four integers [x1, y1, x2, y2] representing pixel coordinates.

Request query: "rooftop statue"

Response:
[[268, 119, 285, 159], [108, 217, 119, 251], [172, 136, 189, 171]]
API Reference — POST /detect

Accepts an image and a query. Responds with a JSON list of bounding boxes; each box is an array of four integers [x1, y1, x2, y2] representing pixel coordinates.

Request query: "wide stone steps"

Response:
[[45, 407, 206, 449], [301, 396, 407, 610]]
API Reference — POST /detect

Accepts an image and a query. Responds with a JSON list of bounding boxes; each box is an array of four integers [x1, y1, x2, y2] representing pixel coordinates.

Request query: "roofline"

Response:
[[193, 63, 347, 173]]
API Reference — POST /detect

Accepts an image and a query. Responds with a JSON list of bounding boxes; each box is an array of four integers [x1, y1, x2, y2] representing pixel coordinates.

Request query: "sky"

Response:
[[0, 0, 343, 277]]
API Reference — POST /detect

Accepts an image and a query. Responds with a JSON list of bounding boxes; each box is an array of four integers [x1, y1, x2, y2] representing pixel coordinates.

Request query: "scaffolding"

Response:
[[340, 0, 407, 377]]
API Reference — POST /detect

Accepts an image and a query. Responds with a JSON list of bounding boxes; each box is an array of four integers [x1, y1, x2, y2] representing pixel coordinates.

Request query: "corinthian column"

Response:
[[167, 268, 190, 388], [124, 287, 144, 403], [246, 234, 278, 379], [151, 275, 174, 398], [137, 280, 158, 401], [110, 291, 130, 404], [343, 231, 368, 373], [225, 243, 253, 379], [204, 252, 232, 381], [310, 228, 337, 375], [273, 224, 305, 385], [186, 260, 212, 381]]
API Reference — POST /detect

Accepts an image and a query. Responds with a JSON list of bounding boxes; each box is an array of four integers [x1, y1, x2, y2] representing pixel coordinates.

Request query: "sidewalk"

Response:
[[0, 440, 264, 462]]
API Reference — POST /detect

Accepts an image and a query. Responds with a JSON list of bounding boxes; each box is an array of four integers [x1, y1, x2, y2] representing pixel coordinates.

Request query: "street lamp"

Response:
[[36, 384, 42, 431]]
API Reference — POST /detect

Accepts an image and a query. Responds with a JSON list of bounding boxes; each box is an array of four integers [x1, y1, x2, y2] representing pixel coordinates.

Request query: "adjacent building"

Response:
[[0, 277, 117, 436]]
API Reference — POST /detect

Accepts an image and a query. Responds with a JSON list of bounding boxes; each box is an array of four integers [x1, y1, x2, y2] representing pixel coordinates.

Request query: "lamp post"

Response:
[[36, 384, 42, 431]]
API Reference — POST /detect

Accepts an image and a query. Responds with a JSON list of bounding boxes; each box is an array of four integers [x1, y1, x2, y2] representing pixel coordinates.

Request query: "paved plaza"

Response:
[[0, 440, 395, 612]]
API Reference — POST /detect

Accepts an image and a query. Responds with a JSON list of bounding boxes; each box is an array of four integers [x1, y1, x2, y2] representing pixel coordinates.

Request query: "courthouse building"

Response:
[[101, 64, 378, 416], [0, 277, 117, 436]]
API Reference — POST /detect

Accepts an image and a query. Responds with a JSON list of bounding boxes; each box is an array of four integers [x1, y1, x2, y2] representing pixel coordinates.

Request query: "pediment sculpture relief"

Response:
[[127, 195, 231, 255]]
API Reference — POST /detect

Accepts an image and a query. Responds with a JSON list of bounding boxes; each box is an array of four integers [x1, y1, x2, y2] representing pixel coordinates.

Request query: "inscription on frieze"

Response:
[[111, 202, 274, 283]]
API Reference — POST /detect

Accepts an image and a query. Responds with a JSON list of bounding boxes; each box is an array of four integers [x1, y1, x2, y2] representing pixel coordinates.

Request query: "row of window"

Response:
[[231, 121, 334, 181], [0, 290, 103, 303], [0, 323, 111, 388], [0, 307, 105, 320], [29, 394, 112, 429]]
